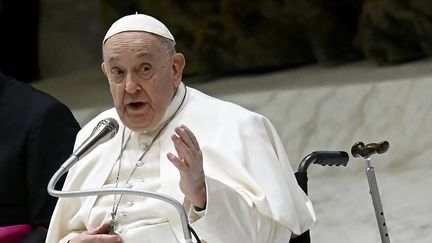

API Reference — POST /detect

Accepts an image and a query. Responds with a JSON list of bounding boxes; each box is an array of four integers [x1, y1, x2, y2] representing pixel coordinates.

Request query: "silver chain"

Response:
[[109, 87, 187, 234]]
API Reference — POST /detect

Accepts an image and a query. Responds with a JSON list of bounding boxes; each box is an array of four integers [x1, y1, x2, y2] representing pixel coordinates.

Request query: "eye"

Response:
[[139, 64, 152, 76], [109, 67, 124, 83], [111, 67, 123, 76]]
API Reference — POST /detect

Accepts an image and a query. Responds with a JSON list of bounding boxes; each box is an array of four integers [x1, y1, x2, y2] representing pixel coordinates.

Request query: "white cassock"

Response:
[[46, 83, 315, 243]]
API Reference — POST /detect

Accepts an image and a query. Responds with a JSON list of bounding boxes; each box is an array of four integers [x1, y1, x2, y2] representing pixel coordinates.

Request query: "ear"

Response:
[[172, 53, 185, 87], [101, 62, 107, 77]]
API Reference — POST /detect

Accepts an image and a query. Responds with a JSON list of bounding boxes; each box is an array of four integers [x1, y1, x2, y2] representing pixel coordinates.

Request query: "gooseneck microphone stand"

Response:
[[351, 141, 391, 243], [47, 118, 199, 243]]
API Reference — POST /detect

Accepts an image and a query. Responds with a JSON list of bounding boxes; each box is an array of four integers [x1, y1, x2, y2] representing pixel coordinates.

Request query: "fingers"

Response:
[[170, 126, 197, 164], [182, 125, 200, 149], [167, 152, 186, 170], [77, 234, 121, 243], [93, 234, 122, 243], [170, 134, 190, 166], [70, 223, 122, 243], [175, 125, 200, 151], [168, 125, 202, 170], [88, 222, 111, 235], [167, 125, 206, 208]]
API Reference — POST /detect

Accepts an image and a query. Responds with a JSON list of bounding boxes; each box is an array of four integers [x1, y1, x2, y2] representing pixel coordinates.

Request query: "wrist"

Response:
[[192, 179, 207, 209]]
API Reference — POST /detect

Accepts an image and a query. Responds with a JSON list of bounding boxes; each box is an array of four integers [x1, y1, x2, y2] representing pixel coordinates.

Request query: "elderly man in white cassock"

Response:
[[46, 13, 316, 243]]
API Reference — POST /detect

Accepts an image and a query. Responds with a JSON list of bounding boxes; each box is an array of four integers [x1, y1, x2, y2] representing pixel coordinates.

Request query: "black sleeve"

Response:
[[25, 101, 80, 228]]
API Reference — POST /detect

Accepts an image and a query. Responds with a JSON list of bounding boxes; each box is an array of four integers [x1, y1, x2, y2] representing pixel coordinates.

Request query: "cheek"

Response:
[[156, 87, 175, 110], [109, 83, 124, 106]]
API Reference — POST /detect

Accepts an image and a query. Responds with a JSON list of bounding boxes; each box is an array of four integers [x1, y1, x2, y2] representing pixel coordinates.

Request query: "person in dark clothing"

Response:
[[0, 71, 81, 242]]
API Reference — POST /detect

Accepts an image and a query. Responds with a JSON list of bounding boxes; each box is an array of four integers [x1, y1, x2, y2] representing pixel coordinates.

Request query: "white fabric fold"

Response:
[[46, 83, 315, 243]]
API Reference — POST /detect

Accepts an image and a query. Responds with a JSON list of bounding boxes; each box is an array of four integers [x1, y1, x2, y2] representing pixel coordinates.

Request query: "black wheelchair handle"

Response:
[[351, 141, 389, 158], [298, 151, 349, 173]]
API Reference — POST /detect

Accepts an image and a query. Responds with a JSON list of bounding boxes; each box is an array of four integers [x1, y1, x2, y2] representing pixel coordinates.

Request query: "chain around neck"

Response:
[[109, 86, 187, 231]]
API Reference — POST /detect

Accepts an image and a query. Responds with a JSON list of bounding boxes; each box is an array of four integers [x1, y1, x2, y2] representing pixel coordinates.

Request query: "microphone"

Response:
[[47, 117, 196, 242], [56, 118, 119, 173], [73, 117, 119, 159], [48, 118, 119, 195]]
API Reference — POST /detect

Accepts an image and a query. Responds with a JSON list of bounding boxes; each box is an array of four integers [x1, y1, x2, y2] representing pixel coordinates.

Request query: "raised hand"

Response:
[[167, 124, 206, 209]]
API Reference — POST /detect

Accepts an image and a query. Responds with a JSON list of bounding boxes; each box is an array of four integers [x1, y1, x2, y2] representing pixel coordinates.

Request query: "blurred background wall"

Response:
[[1, 0, 432, 83], [1, 1, 431, 242]]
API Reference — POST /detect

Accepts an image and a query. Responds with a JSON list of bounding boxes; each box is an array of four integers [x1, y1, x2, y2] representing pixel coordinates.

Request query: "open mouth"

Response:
[[127, 102, 148, 112], [129, 102, 144, 109]]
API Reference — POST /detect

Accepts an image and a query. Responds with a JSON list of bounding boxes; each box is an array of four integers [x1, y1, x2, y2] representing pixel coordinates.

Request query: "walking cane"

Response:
[[351, 141, 391, 243]]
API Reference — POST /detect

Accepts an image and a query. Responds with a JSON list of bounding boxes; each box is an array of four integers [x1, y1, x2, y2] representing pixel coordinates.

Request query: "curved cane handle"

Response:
[[351, 141, 389, 158]]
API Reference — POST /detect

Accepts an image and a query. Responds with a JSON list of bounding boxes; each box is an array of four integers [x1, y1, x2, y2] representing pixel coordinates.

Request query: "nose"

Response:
[[124, 73, 141, 93]]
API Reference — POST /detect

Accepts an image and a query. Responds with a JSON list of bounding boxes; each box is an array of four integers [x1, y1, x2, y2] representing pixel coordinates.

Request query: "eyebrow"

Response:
[[106, 51, 155, 64], [136, 52, 155, 60], [107, 54, 120, 64]]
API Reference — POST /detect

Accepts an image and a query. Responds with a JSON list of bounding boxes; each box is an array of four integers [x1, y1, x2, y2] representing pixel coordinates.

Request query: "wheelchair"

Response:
[[290, 151, 349, 243], [290, 141, 390, 243]]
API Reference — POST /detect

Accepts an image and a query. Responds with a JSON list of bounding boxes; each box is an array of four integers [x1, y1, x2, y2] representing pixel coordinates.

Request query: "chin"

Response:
[[126, 119, 155, 132], [126, 122, 151, 132]]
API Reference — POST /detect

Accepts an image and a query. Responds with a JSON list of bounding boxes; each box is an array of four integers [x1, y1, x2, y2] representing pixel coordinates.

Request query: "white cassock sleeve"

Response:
[[189, 176, 294, 242], [180, 105, 316, 243]]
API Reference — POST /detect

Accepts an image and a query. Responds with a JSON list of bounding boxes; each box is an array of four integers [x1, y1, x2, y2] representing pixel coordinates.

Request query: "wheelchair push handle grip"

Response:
[[298, 151, 349, 173], [313, 151, 349, 166], [351, 141, 389, 158]]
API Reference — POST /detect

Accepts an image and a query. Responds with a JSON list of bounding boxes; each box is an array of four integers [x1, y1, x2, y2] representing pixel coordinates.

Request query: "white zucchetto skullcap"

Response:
[[103, 13, 175, 45]]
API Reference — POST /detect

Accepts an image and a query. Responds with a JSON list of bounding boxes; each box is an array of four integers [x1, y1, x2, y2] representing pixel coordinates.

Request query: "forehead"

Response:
[[103, 31, 165, 62]]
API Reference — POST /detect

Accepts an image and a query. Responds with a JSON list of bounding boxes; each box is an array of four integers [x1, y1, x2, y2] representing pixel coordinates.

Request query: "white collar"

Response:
[[158, 82, 186, 129]]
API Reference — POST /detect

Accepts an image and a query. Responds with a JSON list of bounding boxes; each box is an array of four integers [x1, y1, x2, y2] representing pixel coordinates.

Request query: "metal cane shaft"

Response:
[[365, 159, 390, 243]]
